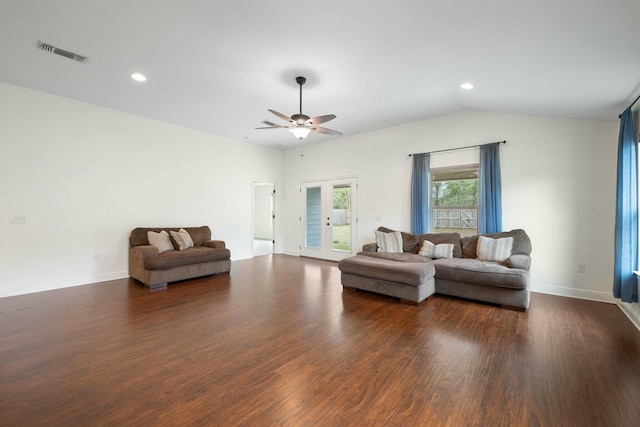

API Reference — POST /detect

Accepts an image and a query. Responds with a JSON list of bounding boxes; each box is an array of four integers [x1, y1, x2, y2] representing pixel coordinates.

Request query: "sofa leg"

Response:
[[146, 282, 167, 291]]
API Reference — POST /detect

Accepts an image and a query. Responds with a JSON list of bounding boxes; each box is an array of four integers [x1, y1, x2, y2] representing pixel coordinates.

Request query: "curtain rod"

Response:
[[409, 140, 506, 157], [619, 93, 640, 118]]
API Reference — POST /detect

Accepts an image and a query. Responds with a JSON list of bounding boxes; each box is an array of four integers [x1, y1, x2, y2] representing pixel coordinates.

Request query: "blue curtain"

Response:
[[613, 108, 638, 303], [411, 153, 431, 234], [478, 143, 502, 234]]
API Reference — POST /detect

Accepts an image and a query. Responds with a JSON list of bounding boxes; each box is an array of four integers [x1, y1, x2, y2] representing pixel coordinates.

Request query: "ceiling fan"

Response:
[[256, 76, 342, 140]]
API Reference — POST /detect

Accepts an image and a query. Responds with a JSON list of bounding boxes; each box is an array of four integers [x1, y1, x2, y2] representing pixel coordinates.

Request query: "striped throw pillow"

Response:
[[375, 231, 403, 253], [170, 228, 194, 251], [477, 236, 514, 262], [418, 240, 454, 259]]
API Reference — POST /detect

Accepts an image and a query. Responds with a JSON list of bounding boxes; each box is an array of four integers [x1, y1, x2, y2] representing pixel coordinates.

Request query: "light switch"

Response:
[[9, 215, 27, 224]]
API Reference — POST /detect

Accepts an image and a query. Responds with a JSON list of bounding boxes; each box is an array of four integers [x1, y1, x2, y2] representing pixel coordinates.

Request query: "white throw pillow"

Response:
[[418, 240, 454, 259], [477, 235, 514, 262], [147, 230, 174, 254], [170, 228, 194, 251], [375, 230, 403, 253]]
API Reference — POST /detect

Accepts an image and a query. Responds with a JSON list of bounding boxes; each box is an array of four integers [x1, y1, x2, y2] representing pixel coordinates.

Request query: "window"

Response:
[[431, 165, 479, 237]]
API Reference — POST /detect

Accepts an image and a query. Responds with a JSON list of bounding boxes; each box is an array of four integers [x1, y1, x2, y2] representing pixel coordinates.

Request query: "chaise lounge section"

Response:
[[339, 252, 437, 305]]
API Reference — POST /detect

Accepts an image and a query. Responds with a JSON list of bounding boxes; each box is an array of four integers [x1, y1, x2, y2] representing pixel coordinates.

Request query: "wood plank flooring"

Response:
[[1, 254, 639, 426]]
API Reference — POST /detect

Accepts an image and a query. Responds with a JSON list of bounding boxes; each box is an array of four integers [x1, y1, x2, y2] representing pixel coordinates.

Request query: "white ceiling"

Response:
[[1, 0, 639, 149]]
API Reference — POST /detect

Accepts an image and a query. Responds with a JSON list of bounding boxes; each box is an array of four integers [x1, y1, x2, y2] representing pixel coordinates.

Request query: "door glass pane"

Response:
[[305, 187, 321, 249], [331, 185, 351, 252]]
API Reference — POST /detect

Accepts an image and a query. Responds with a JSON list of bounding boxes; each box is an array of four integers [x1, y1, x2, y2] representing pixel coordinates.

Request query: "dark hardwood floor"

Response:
[[1, 255, 639, 426]]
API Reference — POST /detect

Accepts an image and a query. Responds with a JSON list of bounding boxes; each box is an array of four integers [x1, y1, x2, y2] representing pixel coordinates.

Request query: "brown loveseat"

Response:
[[129, 226, 230, 289], [338, 227, 532, 310]]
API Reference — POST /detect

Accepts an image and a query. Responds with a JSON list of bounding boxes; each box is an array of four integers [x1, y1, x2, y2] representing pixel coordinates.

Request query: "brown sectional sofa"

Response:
[[129, 226, 230, 289], [338, 227, 532, 310]]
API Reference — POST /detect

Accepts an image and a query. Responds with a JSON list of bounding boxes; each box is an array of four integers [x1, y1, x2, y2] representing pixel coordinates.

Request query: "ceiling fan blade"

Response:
[[255, 125, 289, 129], [311, 126, 342, 136], [306, 114, 336, 125], [268, 109, 294, 123]]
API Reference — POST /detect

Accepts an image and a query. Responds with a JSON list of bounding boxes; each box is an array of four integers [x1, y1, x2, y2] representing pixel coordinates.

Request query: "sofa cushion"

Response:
[[461, 229, 531, 258], [418, 240, 454, 259], [375, 230, 403, 253], [144, 246, 231, 271], [183, 226, 211, 246], [339, 254, 435, 287], [130, 226, 211, 248], [357, 251, 431, 263], [431, 258, 529, 290], [477, 236, 513, 262], [147, 230, 174, 254]]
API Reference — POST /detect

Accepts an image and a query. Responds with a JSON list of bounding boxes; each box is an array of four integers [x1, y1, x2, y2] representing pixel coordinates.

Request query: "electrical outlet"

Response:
[[577, 263, 587, 273], [93, 254, 100, 262], [374, 215, 383, 222]]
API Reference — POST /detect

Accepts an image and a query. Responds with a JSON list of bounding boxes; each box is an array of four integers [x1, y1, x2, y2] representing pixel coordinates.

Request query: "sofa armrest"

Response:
[[362, 242, 377, 252], [129, 245, 159, 280], [130, 245, 159, 259], [508, 254, 531, 271], [203, 240, 226, 249]]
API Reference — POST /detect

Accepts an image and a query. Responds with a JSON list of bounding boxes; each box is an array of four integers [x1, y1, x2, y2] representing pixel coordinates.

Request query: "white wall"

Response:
[[0, 83, 282, 297], [282, 111, 619, 303]]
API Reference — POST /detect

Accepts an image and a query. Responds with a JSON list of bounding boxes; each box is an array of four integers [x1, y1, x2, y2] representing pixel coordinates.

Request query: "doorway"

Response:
[[300, 177, 357, 261], [253, 182, 275, 257]]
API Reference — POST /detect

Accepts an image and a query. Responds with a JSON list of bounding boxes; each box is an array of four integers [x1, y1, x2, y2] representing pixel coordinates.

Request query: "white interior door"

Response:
[[300, 178, 357, 261]]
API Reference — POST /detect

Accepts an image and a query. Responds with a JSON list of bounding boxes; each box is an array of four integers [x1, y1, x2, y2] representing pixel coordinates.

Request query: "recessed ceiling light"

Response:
[[460, 82, 474, 90], [130, 73, 146, 82]]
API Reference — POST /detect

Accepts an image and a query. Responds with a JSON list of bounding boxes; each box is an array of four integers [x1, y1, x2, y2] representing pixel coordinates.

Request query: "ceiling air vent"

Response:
[[37, 41, 88, 63]]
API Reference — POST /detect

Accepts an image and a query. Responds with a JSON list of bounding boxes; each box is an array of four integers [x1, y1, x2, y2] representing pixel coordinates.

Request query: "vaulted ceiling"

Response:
[[1, 1, 639, 149]]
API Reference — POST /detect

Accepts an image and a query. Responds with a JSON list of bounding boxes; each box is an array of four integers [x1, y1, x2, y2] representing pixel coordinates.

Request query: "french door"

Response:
[[300, 178, 357, 261]]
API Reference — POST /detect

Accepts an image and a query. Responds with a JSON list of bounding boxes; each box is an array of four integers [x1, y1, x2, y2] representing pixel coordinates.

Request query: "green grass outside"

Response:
[[332, 225, 351, 251]]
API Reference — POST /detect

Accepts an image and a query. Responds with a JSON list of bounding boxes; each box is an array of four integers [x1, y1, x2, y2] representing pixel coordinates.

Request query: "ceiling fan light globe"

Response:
[[289, 126, 311, 140]]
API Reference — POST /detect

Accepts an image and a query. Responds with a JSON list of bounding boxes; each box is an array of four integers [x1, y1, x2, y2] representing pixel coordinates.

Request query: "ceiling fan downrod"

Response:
[[296, 76, 306, 114]]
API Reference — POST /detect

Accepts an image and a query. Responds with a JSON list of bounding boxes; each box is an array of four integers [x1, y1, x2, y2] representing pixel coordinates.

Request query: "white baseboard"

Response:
[[0, 271, 128, 299], [283, 249, 300, 257], [617, 302, 640, 332], [531, 282, 617, 304], [532, 282, 640, 331]]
